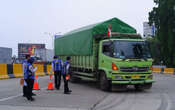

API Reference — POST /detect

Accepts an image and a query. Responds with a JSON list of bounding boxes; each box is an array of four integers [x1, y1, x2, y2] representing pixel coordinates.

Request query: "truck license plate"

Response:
[[132, 75, 140, 79]]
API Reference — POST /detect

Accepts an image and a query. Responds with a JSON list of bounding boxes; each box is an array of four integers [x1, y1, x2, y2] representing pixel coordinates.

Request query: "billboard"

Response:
[[143, 22, 156, 37], [18, 43, 45, 59]]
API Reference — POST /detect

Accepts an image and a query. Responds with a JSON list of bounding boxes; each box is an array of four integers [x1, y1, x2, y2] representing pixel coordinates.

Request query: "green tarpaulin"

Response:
[[54, 17, 137, 56]]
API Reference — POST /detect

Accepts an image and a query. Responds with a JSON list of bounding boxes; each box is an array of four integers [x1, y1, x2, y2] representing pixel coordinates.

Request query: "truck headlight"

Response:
[[112, 63, 119, 71], [150, 66, 153, 71]]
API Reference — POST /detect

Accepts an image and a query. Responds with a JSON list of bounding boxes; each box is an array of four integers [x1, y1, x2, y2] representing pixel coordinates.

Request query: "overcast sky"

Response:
[[0, 0, 155, 56]]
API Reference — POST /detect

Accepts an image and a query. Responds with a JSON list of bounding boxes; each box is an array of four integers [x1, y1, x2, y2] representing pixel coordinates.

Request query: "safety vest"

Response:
[[62, 61, 70, 75], [25, 63, 35, 79], [22, 60, 27, 74], [52, 59, 62, 71]]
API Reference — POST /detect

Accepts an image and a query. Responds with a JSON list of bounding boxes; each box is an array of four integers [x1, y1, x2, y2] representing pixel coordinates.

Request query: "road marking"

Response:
[[0, 87, 48, 102], [158, 93, 172, 110], [165, 94, 172, 110], [0, 94, 22, 102]]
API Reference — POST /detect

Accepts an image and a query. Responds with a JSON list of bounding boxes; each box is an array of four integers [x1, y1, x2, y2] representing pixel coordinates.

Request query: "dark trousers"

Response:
[[62, 74, 69, 93], [23, 86, 27, 96], [25, 79, 34, 99], [54, 70, 61, 89]]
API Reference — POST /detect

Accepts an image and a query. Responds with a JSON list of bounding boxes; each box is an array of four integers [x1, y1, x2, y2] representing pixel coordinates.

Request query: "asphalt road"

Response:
[[0, 74, 174, 110]]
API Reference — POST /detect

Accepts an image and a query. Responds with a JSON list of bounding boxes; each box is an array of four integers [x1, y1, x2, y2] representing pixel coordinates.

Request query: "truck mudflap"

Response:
[[112, 80, 155, 85]]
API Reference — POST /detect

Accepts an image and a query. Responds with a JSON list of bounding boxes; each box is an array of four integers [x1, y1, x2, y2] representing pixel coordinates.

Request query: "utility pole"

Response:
[[44, 32, 61, 54]]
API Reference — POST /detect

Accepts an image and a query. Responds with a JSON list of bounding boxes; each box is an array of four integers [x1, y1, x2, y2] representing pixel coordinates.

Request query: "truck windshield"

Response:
[[113, 41, 151, 59]]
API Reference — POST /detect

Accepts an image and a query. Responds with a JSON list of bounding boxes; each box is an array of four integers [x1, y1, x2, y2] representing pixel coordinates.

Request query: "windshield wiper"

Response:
[[122, 58, 127, 61], [142, 57, 148, 61], [124, 56, 148, 61], [137, 56, 148, 61]]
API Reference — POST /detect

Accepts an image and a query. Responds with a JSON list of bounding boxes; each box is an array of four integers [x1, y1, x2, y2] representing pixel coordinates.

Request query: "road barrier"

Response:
[[152, 67, 175, 75], [7, 64, 15, 78], [13, 64, 23, 77], [0, 64, 52, 80], [0, 64, 174, 80], [152, 68, 162, 74], [163, 68, 174, 75], [33, 64, 45, 76], [0, 64, 9, 79], [46, 65, 54, 75]]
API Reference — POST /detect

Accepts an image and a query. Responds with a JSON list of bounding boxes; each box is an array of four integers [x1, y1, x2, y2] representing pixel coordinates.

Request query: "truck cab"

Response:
[[97, 34, 155, 91]]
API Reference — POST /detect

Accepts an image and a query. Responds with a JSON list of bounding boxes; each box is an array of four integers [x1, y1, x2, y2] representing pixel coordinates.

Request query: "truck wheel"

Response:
[[99, 72, 111, 91], [144, 83, 152, 89], [134, 84, 144, 91]]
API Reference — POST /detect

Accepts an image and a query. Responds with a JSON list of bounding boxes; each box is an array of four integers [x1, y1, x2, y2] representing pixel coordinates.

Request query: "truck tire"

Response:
[[99, 72, 111, 91]]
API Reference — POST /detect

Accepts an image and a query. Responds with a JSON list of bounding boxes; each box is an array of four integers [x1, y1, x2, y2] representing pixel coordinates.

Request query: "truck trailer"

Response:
[[54, 18, 155, 91]]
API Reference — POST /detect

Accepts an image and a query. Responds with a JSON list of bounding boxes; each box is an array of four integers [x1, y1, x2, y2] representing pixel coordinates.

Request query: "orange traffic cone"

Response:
[[47, 74, 54, 90], [33, 75, 40, 90]]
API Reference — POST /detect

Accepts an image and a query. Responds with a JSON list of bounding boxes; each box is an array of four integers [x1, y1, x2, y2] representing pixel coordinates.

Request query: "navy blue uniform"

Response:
[[62, 61, 71, 93], [51, 59, 63, 89], [25, 62, 35, 101], [22, 60, 28, 97]]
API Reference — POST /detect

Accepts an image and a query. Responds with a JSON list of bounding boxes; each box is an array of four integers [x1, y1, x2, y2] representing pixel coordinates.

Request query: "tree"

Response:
[[149, 0, 175, 67], [146, 37, 161, 65]]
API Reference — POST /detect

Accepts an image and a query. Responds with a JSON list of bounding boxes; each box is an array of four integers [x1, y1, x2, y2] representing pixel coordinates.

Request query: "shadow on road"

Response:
[[70, 80, 152, 94]]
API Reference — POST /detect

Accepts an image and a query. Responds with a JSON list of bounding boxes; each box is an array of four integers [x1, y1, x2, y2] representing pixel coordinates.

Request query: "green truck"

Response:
[[54, 18, 155, 91]]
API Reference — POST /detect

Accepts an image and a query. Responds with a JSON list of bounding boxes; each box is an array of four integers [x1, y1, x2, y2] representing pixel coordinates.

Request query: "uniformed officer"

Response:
[[22, 54, 30, 97], [62, 56, 72, 94], [25, 57, 36, 101], [51, 56, 63, 90]]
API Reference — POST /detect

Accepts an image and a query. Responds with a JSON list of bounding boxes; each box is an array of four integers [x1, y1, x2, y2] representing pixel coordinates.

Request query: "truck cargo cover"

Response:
[[55, 17, 137, 56]]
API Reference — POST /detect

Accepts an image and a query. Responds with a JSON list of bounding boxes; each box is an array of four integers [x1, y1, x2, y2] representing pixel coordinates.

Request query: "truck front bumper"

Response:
[[112, 80, 155, 85]]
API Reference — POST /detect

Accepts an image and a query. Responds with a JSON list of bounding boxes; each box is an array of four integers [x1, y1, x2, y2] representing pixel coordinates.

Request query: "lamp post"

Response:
[[44, 32, 61, 49], [44, 32, 53, 49]]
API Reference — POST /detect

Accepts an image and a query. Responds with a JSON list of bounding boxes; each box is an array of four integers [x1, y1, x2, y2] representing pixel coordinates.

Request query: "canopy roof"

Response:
[[55, 18, 137, 56]]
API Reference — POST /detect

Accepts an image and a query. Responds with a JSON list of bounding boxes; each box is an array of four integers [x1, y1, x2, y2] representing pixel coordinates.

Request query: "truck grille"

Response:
[[120, 67, 149, 72]]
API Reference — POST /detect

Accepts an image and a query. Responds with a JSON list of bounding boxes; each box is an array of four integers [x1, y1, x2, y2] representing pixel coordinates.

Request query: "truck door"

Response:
[[98, 40, 114, 72]]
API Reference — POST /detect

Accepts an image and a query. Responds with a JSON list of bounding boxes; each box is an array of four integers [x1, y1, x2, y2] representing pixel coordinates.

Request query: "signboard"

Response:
[[18, 43, 45, 59]]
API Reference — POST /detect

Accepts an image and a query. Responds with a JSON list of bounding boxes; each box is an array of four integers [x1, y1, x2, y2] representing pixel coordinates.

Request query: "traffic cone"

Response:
[[33, 75, 40, 90], [47, 74, 54, 90]]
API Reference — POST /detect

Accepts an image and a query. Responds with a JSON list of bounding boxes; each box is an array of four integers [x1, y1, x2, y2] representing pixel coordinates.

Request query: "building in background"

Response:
[[54, 34, 62, 39], [18, 43, 45, 60], [143, 22, 155, 38], [34, 48, 54, 62], [0, 47, 12, 64]]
